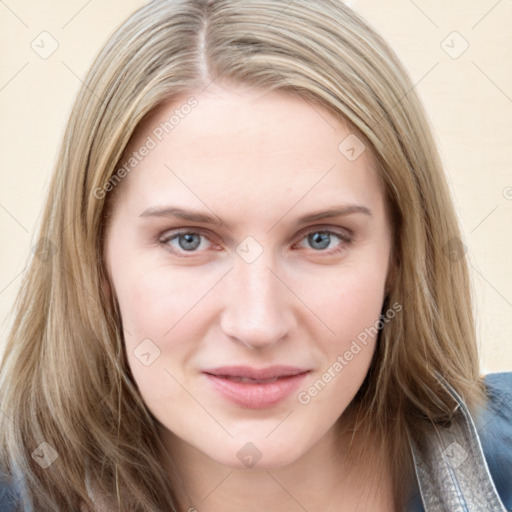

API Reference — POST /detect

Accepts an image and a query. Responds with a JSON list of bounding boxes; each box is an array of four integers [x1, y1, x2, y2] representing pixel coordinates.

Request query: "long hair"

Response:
[[0, 0, 484, 509]]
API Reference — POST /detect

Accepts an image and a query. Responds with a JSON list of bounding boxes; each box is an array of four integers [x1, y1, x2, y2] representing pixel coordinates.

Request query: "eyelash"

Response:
[[158, 226, 354, 257]]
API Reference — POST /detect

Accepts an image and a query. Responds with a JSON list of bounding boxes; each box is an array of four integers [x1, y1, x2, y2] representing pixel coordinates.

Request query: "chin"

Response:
[[202, 435, 309, 471]]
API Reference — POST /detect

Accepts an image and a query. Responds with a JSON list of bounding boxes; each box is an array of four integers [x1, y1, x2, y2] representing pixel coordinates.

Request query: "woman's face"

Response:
[[104, 82, 394, 469]]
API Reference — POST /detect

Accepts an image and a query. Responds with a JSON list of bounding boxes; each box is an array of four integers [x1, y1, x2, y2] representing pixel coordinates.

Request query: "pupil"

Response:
[[179, 233, 200, 251], [309, 232, 330, 250]]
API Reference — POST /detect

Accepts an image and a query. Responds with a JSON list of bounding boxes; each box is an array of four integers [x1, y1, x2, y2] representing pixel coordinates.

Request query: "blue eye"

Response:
[[299, 229, 352, 254], [307, 231, 332, 250], [174, 232, 202, 251], [160, 231, 212, 252]]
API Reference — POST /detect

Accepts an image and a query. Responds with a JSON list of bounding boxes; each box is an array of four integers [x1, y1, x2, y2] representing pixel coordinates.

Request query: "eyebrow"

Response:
[[139, 204, 372, 230]]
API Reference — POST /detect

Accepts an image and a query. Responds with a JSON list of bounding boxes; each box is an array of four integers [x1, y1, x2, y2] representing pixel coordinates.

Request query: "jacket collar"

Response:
[[408, 375, 506, 511]]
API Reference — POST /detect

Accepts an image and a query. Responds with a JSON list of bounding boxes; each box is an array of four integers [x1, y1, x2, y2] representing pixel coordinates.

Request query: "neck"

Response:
[[160, 418, 399, 512]]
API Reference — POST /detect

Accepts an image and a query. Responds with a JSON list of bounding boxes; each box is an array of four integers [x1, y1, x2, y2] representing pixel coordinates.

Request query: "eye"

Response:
[[295, 228, 353, 255], [159, 227, 353, 257], [159, 230, 214, 254]]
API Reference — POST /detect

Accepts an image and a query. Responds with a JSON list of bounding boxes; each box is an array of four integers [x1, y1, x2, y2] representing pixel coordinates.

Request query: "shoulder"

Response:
[[477, 372, 512, 508], [479, 371, 512, 440], [0, 470, 21, 511], [482, 370, 512, 400]]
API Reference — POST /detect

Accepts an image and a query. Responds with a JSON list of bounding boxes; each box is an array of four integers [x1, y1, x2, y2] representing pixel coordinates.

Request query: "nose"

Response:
[[219, 254, 295, 350]]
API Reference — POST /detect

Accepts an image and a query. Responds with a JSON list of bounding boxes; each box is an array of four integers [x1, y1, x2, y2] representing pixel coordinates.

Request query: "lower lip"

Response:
[[204, 373, 309, 409]]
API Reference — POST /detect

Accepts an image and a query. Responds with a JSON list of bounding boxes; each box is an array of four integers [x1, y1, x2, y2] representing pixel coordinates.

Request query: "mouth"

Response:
[[202, 366, 310, 409], [212, 375, 283, 383]]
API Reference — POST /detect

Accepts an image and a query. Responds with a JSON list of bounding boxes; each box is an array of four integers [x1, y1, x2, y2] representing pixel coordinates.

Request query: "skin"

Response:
[[104, 81, 396, 511]]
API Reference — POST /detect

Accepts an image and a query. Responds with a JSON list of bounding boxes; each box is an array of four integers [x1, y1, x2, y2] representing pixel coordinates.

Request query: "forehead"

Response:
[[116, 83, 383, 214]]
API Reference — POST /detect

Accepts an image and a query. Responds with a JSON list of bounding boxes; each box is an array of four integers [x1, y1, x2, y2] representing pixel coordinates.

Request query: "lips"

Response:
[[202, 366, 310, 409], [220, 375, 280, 383], [204, 365, 308, 380]]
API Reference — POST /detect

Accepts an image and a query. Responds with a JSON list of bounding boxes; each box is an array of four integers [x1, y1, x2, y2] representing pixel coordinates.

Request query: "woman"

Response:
[[0, 0, 511, 510]]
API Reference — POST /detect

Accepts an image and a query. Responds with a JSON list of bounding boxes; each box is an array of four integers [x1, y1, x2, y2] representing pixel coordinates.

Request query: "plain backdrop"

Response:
[[1, 0, 511, 372]]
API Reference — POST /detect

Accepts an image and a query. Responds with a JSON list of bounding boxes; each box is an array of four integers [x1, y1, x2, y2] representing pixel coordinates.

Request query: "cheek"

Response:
[[301, 260, 388, 342], [114, 266, 200, 416], [111, 263, 217, 384], [296, 269, 387, 414], [341, 269, 387, 331], [108, 263, 189, 395], [294, 254, 389, 407], [112, 262, 209, 340]]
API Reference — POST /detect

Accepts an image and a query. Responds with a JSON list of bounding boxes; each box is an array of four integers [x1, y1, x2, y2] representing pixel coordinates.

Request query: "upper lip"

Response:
[[203, 365, 310, 380]]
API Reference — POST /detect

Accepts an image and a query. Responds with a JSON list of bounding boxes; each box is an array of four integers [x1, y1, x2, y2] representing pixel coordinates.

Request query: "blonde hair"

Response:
[[0, 0, 484, 509]]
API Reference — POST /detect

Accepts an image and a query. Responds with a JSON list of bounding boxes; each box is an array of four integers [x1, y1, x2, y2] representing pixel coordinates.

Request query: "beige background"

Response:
[[0, 1, 511, 372]]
